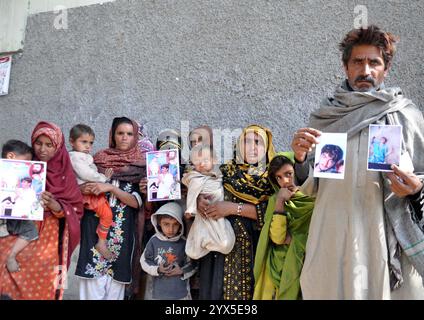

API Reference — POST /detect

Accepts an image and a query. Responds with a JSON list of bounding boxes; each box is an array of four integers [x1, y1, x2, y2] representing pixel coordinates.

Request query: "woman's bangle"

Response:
[[274, 210, 287, 216], [236, 203, 243, 216]]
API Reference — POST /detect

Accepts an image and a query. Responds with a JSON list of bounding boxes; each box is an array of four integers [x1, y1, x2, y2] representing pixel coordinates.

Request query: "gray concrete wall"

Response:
[[0, 0, 423, 156], [0, 0, 116, 53]]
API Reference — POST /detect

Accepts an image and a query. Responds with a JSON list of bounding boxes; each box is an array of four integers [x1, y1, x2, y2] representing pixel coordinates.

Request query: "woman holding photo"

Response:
[[75, 117, 145, 300], [0, 122, 83, 300]]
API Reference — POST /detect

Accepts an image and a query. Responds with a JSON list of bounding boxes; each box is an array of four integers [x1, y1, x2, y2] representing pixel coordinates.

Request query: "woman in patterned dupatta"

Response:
[[0, 121, 83, 300], [198, 124, 276, 300], [76, 117, 144, 300]]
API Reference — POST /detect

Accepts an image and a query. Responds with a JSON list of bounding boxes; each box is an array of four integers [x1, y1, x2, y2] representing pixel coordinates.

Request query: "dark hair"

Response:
[[321, 144, 344, 163], [157, 214, 176, 223], [110, 117, 134, 148], [69, 124, 95, 141], [268, 155, 294, 186], [339, 25, 399, 70], [1, 140, 33, 158], [21, 177, 32, 184], [161, 163, 170, 170], [30, 163, 44, 176]]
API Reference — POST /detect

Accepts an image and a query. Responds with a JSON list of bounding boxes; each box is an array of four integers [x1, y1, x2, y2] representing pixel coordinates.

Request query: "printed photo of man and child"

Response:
[[146, 149, 181, 201]]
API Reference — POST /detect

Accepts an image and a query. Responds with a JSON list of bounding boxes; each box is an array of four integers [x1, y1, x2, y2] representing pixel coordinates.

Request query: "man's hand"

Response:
[[387, 165, 423, 198], [291, 128, 322, 163]]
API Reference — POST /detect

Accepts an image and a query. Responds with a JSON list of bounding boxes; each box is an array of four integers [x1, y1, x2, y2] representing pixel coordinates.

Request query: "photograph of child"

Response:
[[12, 177, 38, 218], [367, 124, 402, 172], [313, 133, 347, 180], [0, 159, 46, 220], [146, 149, 181, 202]]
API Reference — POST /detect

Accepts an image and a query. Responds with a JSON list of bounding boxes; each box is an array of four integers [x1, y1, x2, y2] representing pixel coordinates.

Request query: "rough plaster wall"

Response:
[[0, 0, 423, 157]]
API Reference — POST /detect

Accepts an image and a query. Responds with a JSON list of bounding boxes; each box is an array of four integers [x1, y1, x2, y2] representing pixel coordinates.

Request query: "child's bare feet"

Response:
[[6, 256, 20, 273], [95, 239, 113, 260]]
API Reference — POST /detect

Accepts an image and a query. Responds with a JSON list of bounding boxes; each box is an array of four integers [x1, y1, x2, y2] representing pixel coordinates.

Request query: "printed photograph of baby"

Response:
[[367, 124, 402, 172], [0, 159, 46, 221], [313, 133, 347, 180], [146, 149, 181, 202]]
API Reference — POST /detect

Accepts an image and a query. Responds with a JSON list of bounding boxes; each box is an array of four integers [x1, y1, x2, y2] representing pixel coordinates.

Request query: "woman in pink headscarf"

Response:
[[0, 121, 83, 300]]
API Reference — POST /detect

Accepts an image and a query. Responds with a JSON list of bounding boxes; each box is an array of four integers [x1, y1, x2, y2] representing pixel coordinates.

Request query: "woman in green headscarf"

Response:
[[253, 152, 315, 300]]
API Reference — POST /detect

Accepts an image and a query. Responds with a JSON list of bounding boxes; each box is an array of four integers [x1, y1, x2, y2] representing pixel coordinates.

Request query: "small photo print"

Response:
[[367, 124, 402, 172], [146, 149, 181, 202], [313, 133, 347, 180], [0, 159, 47, 221], [0, 55, 12, 96]]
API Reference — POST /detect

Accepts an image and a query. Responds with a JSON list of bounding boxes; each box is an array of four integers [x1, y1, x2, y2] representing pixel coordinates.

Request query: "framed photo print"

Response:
[[146, 149, 181, 202]]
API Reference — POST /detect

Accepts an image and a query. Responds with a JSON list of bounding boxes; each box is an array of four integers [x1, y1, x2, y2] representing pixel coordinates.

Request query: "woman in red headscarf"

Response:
[[0, 121, 83, 300], [76, 117, 145, 300]]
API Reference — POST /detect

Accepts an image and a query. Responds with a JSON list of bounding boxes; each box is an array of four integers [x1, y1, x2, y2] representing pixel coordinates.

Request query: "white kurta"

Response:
[[300, 128, 424, 299], [157, 173, 174, 199], [12, 188, 37, 218]]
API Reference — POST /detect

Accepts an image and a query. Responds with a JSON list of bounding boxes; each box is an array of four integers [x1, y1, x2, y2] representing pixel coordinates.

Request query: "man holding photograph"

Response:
[[291, 25, 424, 299]]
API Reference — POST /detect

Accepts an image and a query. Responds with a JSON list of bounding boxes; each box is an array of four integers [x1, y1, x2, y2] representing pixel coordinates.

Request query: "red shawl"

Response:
[[94, 118, 146, 183], [31, 121, 83, 267]]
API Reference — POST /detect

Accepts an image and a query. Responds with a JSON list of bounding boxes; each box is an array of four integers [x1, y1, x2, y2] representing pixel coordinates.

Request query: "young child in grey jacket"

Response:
[[140, 202, 196, 300]]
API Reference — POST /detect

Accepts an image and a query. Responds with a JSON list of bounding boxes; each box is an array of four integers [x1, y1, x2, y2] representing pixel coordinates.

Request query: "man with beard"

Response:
[[291, 25, 424, 299]]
